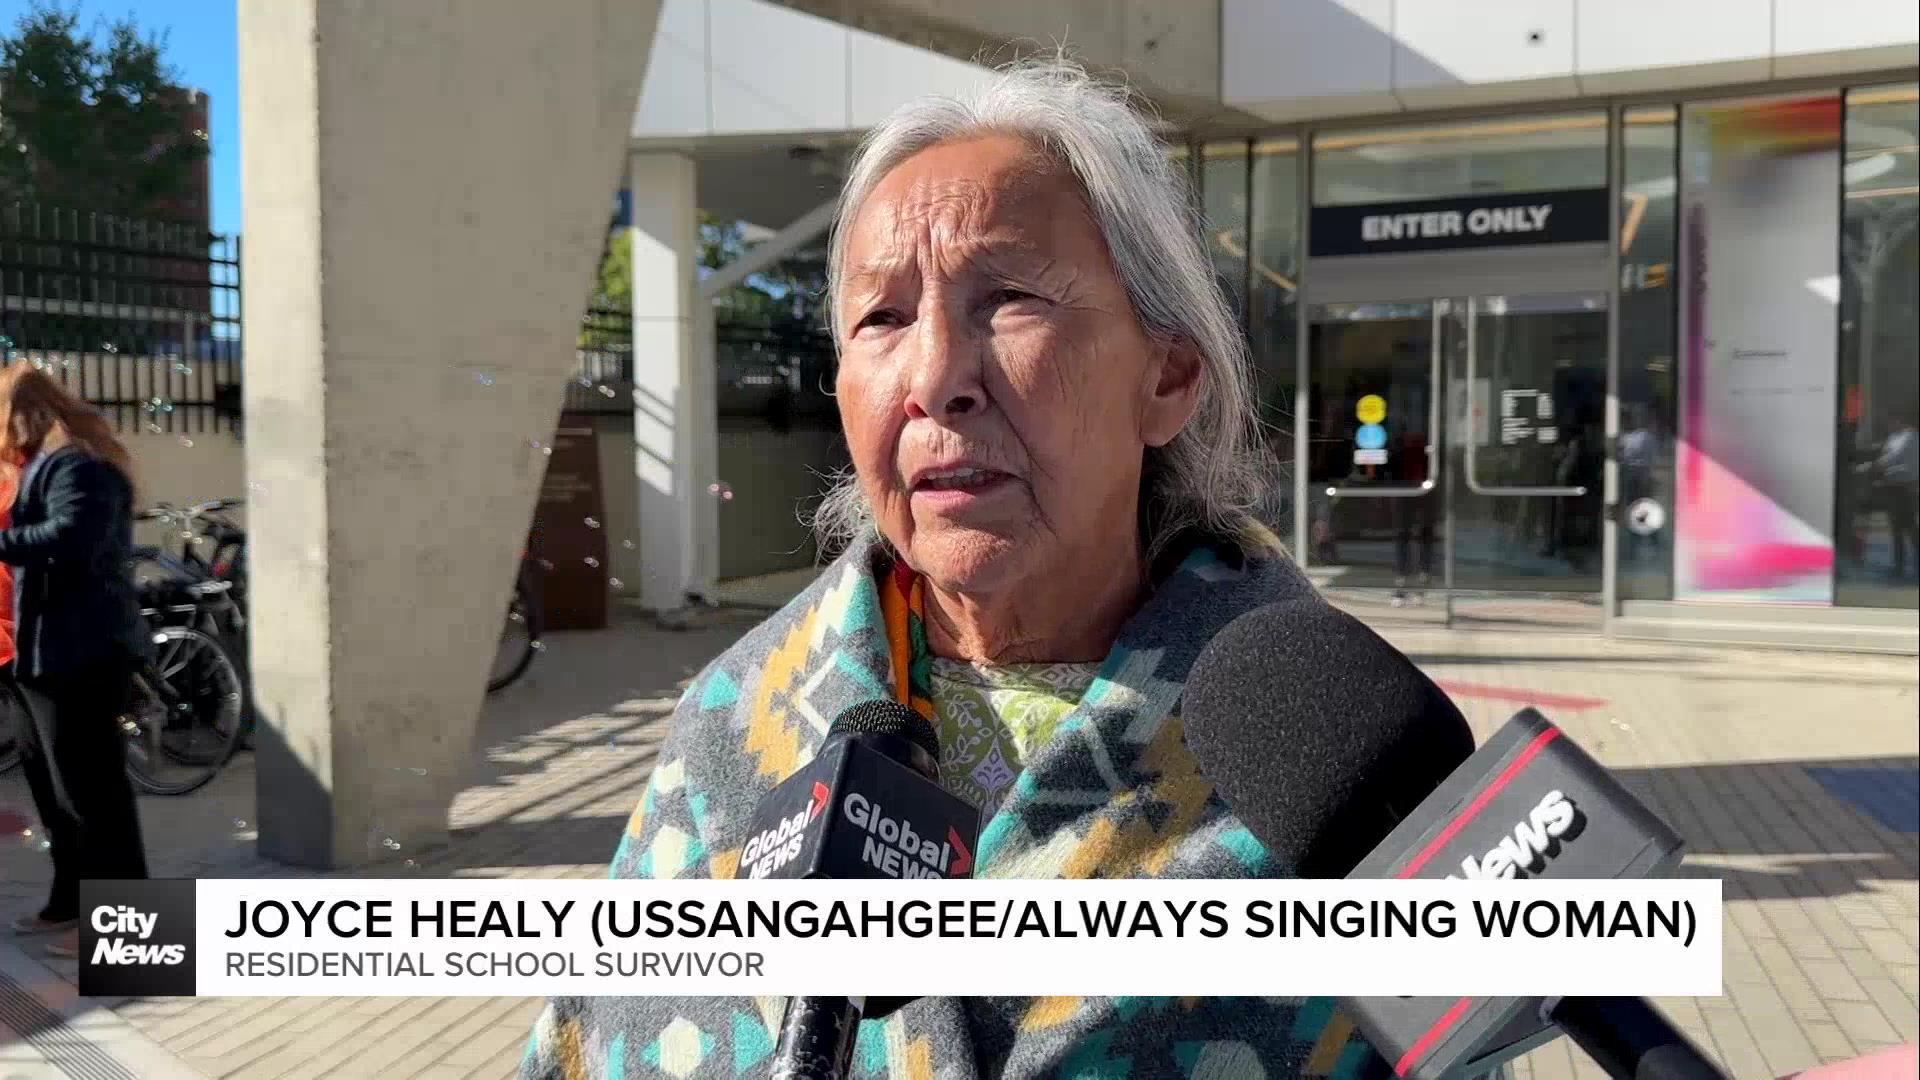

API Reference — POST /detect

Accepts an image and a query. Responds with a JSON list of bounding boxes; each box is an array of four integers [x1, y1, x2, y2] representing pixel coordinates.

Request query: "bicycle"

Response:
[[123, 564, 249, 794], [489, 552, 543, 693], [132, 499, 542, 696]]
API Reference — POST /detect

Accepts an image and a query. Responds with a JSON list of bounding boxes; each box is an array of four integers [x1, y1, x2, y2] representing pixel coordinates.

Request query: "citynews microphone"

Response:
[[1184, 599, 1726, 1080], [738, 701, 980, 1080]]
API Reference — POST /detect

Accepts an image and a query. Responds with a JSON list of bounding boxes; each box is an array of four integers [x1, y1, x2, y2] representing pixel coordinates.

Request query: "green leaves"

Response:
[[0, 2, 209, 219]]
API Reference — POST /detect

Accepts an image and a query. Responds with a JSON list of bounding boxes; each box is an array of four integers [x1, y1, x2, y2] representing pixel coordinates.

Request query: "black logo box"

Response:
[[78, 879, 197, 998]]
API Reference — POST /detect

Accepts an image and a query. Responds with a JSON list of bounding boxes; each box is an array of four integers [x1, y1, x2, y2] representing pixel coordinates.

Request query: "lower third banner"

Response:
[[79, 878, 1722, 999]]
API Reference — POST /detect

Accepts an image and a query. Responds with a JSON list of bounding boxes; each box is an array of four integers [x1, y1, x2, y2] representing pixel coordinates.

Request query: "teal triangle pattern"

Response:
[[854, 1020, 889, 1076], [608, 1031, 627, 1079], [1060, 1030, 1132, 1079], [1174, 1042, 1204, 1074], [609, 834, 631, 880], [732, 1011, 772, 1074], [838, 573, 881, 634], [1331, 1036, 1374, 1079], [1288, 997, 1335, 1044], [1216, 825, 1269, 872], [700, 669, 741, 711]]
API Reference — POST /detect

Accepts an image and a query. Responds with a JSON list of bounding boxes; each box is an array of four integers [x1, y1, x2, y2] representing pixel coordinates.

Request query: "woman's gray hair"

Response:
[[813, 56, 1277, 564]]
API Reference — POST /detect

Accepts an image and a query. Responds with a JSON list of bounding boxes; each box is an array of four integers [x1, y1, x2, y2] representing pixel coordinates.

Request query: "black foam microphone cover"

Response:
[[1182, 597, 1475, 877]]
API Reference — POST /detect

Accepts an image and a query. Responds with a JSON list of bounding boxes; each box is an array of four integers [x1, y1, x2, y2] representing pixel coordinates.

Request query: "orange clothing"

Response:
[[0, 467, 16, 666]]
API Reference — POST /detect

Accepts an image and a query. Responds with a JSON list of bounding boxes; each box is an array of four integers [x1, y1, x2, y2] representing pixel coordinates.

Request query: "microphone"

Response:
[[1183, 599, 1725, 1080], [742, 700, 980, 1080]]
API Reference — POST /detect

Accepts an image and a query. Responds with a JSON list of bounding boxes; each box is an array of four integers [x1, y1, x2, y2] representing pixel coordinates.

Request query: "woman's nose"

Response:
[[902, 305, 986, 421]]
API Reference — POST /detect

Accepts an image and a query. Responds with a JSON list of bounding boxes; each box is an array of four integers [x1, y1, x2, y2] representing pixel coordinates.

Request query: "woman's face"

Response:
[[834, 134, 1201, 595]]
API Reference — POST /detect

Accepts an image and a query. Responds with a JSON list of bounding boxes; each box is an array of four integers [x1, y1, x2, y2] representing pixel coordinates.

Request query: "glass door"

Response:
[[1445, 294, 1608, 629], [1304, 302, 1446, 624], [1303, 294, 1609, 628]]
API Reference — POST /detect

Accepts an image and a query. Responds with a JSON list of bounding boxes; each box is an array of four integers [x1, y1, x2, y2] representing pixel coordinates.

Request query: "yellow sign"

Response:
[[1356, 394, 1387, 425]]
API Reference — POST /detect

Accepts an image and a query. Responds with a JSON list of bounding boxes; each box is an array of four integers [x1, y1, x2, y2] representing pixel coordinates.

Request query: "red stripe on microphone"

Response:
[[1393, 996, 1476, 1077], [1387, 725, 1564, 1075], [1394, 725, 1563, 879]]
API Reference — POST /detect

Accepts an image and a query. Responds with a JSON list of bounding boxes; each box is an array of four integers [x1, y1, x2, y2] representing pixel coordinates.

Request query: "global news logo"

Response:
[[79, 880, 197, 997]]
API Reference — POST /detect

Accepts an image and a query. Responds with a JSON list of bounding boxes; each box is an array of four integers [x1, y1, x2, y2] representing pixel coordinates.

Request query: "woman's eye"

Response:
[[989, 288, 1034, 305], [854, 309, 902, 333]]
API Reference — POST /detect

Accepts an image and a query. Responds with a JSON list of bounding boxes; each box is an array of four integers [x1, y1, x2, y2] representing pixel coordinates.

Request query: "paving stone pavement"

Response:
[[1, 600, 1914, 1079]]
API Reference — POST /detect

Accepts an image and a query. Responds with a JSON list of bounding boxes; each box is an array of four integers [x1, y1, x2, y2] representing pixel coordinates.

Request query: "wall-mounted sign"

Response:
[[1355, 423, 1388, 451], [1354, 448, 1389, 466], [530, 414, 610, 631], [1498, 388, 1559, 446], [1309, 188, 1611, 257], [1356, 394, 1388, 425]]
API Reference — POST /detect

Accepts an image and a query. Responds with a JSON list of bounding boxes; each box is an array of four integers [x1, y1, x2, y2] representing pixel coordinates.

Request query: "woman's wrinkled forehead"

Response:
[[839, 135, 1098, 282]]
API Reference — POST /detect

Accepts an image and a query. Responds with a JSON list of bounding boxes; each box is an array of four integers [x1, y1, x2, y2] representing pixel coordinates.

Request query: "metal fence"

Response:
[[566, 309, 839, 429], [0, 203, 242, 434]]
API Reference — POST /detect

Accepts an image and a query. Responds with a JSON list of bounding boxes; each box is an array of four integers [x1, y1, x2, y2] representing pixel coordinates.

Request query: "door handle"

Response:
[[1325, 479, 1436, 498]]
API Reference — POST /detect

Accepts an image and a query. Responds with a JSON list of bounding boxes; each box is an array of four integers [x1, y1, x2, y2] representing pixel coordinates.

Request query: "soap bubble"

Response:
[[584, 557, 600, 568], [178, 437, 194, 448], [234, 819, 247, 829], [621, 539, 635, 550], [475, 372, 495, 386], [598, 385, 617, 398], [173, 362, 193, 375], [609, 577, 624, 590], [584, 517, 600, 529], [530, 640, 547, 652]]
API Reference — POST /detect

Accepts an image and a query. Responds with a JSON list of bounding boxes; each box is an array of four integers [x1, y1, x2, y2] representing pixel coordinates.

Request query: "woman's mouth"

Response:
[[910, 466, 1017, 509], [915, 467, 1010, 492]]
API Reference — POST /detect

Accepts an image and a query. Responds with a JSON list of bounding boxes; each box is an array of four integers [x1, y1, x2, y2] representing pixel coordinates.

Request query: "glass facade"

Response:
[[1183, 79, 1920, 635], [1616, 107, 1680, 601], [1312, 114, 1608, 205], [1837, 84, 1920, 608]]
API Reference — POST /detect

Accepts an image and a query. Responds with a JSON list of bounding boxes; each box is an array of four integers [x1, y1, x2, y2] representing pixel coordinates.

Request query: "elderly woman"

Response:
[[526, 60, 1432, 1079]]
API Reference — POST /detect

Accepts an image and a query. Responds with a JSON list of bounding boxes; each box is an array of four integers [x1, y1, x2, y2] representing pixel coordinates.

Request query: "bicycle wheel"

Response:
[[486, 576, 540, 693], [123, 626, 246, 796]]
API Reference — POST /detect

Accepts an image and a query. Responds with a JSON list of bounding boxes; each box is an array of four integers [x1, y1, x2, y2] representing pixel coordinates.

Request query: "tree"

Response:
[[585, 210, 830, 340], [0, 3, 208, 219]]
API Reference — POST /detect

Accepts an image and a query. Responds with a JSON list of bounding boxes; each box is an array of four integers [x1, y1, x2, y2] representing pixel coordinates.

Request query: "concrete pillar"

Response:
[[628, 150, 707, 612], [238, 0, 656, 868]]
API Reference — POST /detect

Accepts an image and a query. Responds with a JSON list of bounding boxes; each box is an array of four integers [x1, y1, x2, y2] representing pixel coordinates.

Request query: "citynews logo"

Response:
[[90, 906, 185, 965], [1446, 789, 1586, 881], [79, 880, 197, 997]]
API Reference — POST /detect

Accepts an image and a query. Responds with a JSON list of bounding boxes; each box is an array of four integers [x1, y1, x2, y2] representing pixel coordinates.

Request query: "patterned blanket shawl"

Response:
[[522, 534, 1396, 1079]]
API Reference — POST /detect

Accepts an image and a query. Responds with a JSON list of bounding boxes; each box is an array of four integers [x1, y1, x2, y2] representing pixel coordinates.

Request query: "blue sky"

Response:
[[1, 0, 241, 236]]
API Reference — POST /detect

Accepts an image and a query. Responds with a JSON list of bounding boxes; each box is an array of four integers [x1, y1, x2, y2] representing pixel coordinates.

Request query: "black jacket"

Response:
[[0, 445, 149, 680]]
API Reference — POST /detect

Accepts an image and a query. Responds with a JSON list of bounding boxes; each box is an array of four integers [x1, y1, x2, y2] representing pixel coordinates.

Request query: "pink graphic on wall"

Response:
[[1675, 94, 1841, 603]]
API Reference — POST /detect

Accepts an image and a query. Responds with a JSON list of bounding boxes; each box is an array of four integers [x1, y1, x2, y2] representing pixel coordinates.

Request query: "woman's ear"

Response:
[[1140, 339, 1205, 449]]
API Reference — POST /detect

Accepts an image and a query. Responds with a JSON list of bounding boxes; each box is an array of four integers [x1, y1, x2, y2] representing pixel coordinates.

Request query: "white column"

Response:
[[238, 0, 655, 868], [691, 307, 722, 596], [629, 150, 701, 612]]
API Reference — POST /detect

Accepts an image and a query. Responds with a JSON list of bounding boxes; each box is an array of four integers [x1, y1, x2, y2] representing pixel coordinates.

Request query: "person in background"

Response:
[[1865, 404, 1918, 578], [0, 365, 151, 959]]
